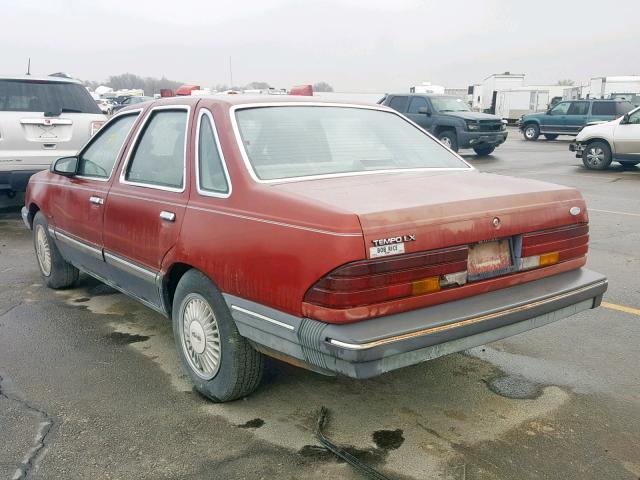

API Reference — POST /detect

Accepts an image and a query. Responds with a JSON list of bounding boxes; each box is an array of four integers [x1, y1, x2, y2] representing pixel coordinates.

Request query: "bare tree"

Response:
[[105, 73, 183, 95], [557, 79, 575, 86], [313, 82, 334, 92]]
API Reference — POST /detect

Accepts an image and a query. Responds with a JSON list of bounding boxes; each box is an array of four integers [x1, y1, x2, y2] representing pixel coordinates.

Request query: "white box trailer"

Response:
[[495, 89, 550, 122], [589, 76, 640, 98], [481, 73, 525, 112]]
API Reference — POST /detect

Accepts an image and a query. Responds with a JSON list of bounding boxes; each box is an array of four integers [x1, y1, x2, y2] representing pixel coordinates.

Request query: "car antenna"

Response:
[[26, 57, 31, 75]]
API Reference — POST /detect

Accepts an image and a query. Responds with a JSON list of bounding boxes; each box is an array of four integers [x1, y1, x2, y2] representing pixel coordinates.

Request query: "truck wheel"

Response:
[[32, 212, 79, 289], [582, 141, 612, 170], [543, 134, 558, 140], [473, 146, 495, 156], [172, 269, 264, 402], [523, 124, 539, 141], [438, 130, 459, 152]]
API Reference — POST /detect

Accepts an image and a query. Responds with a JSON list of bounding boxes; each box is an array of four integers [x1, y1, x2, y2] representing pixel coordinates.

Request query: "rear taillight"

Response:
[[90, 121, 104, 136], [304, 246, 468, 309], [519, 223, 588, 270]]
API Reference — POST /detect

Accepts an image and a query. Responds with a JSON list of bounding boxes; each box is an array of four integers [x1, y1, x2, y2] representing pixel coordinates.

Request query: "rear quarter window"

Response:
[[591, 102, 616, 116], [388, 96, 409, 112], [616, 102, 635, 115], [0, 79, 101, 114]]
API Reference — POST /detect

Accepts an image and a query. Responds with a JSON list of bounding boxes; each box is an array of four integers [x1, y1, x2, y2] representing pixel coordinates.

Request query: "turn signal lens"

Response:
[[539, 252, 559, 266], [411, 277, 441, 295]]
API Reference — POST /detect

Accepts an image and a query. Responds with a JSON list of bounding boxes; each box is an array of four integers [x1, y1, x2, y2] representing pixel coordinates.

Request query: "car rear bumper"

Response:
[[225, 268, 607, 379], [458, 130, 508, 149], [0, 170, 42, 192], [569, 142, 586, 158]]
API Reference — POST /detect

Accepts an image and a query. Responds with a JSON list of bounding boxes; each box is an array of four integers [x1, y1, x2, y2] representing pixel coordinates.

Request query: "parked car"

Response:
[[111, 95, 153, 113], [569, 105, 640, 170], [518, 99, 634, 141], [0, 75, 106, 195], [96, 98, 116, 115], [22, 97, 607, 402], [380, 93, 507, 156]]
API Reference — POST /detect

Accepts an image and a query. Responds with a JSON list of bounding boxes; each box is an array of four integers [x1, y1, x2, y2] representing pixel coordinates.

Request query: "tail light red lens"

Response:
[[304, 246, 468, 309], [521, 223, 588, 263]]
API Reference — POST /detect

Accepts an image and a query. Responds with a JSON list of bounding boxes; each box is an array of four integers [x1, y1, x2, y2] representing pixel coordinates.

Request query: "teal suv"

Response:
[[517, 99, 634, 141]]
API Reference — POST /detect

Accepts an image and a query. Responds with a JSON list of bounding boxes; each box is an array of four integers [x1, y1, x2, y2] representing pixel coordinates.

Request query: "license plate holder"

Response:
[[467, 239, 512, 279]]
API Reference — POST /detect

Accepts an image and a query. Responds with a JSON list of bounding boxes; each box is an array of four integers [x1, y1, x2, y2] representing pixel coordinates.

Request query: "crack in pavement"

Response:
[[0, 374, 57, 480]]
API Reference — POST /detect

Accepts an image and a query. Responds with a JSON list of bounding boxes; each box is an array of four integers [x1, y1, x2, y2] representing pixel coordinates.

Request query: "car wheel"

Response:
[[473, 146, 495, 156], [32, 212, 79, 288], [543, 134, 558, 140], [582, 141, 612, 170], [438, 130, 459, 152], [523, 124, 539, 141], [619, 161, 639, 168], [172, 269, 264, 402]]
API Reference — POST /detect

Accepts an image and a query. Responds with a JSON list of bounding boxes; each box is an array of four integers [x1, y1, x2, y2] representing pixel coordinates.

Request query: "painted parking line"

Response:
[[601, 302, 640, 317], [590, 209, 640, 218]]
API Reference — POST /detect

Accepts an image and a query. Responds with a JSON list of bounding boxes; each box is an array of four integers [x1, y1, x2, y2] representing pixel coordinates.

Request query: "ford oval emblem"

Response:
[[492, 217, 501, 228], [569, 206, 581, 216]]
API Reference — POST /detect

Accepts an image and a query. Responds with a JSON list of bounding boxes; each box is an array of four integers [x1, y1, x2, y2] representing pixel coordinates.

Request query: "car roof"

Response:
[[0, 74, 82, 84], [118, 94, 390, 113]]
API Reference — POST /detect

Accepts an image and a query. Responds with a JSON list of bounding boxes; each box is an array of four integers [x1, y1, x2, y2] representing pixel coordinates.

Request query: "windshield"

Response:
[[430, 96, 471, 113], [235, 106, 469, 181], [0, 79, 102, 114]]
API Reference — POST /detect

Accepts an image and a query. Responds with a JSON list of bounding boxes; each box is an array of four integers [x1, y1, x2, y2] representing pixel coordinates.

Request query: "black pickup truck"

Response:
[[380, 94, 507, 156]]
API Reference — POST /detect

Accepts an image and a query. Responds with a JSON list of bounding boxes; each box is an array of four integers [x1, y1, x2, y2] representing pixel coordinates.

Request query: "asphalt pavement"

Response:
[[1, 130, 639, 479]]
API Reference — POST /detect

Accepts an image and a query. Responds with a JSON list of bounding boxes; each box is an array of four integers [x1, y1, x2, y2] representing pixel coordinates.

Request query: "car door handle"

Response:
[[89, 196, 104, 205], [160, 211, 176, 222]]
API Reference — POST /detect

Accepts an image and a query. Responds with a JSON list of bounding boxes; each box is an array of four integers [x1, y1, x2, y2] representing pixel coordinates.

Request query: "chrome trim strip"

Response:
[[107, 191, 185, 208], [195, 108, 232, 198], [54, 229, 103, 260], [119, 105, 191, 193], [104, 251, 158, 282], [229, 102, 473, 185], [75, 109, 143, 183], [326, 280, 608, 351], [186, 204, 362, 237], [231, 305, 295, 331]]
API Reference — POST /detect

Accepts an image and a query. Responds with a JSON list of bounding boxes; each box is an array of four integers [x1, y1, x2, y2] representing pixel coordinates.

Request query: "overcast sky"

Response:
[[2, 0, 638, 92]]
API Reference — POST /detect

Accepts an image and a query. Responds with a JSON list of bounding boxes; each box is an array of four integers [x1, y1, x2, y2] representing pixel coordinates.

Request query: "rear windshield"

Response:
[[0, 79, 101, 114], [235, 106, 469, 181]]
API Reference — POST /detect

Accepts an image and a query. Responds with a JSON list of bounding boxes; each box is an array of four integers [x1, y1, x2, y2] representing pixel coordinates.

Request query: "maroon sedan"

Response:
[[22, 96, 607, 402]]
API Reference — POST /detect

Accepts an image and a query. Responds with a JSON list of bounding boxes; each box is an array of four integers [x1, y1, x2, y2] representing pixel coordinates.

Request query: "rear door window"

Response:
[[78, 113, 138, 179], [591, 102, 616, 116], [567, 101, 589, 115], [388, 96, 409, 113], [124, 109, 188, 190], [0, 79, 101, 114]]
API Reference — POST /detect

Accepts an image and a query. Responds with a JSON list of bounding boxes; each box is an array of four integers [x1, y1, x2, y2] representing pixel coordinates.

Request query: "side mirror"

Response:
[[51, 156, 78, 177], [418, 106, 432, 116]]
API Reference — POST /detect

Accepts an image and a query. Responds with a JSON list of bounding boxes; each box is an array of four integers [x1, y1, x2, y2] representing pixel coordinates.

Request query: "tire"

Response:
[[582, 141, 612, 170], [473, 146, 495, 156], [32, 212, 79, 289], [438, 130, 459, 152], [543, 134, 558, 140], [172, 269, 264, 402], [523, 123, 540, 141], [619, 161, 639, 168]]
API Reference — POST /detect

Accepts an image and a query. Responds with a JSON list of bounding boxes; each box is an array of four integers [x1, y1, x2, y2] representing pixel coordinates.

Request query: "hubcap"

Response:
[[35, 225, 52, 276], [440, 136, 452, 147], [586, 147, 605, 166], [180, 294, 221, 379], [525, 127, 535, 138]]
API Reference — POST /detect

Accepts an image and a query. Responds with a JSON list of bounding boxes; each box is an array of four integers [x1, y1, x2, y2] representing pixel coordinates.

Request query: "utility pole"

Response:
[[26, 57, 31, 75], [229, 56, 233, 89]]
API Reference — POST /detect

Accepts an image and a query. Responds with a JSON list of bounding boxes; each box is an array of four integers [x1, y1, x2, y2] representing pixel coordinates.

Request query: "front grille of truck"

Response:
[[478, 121, 503, 132]]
